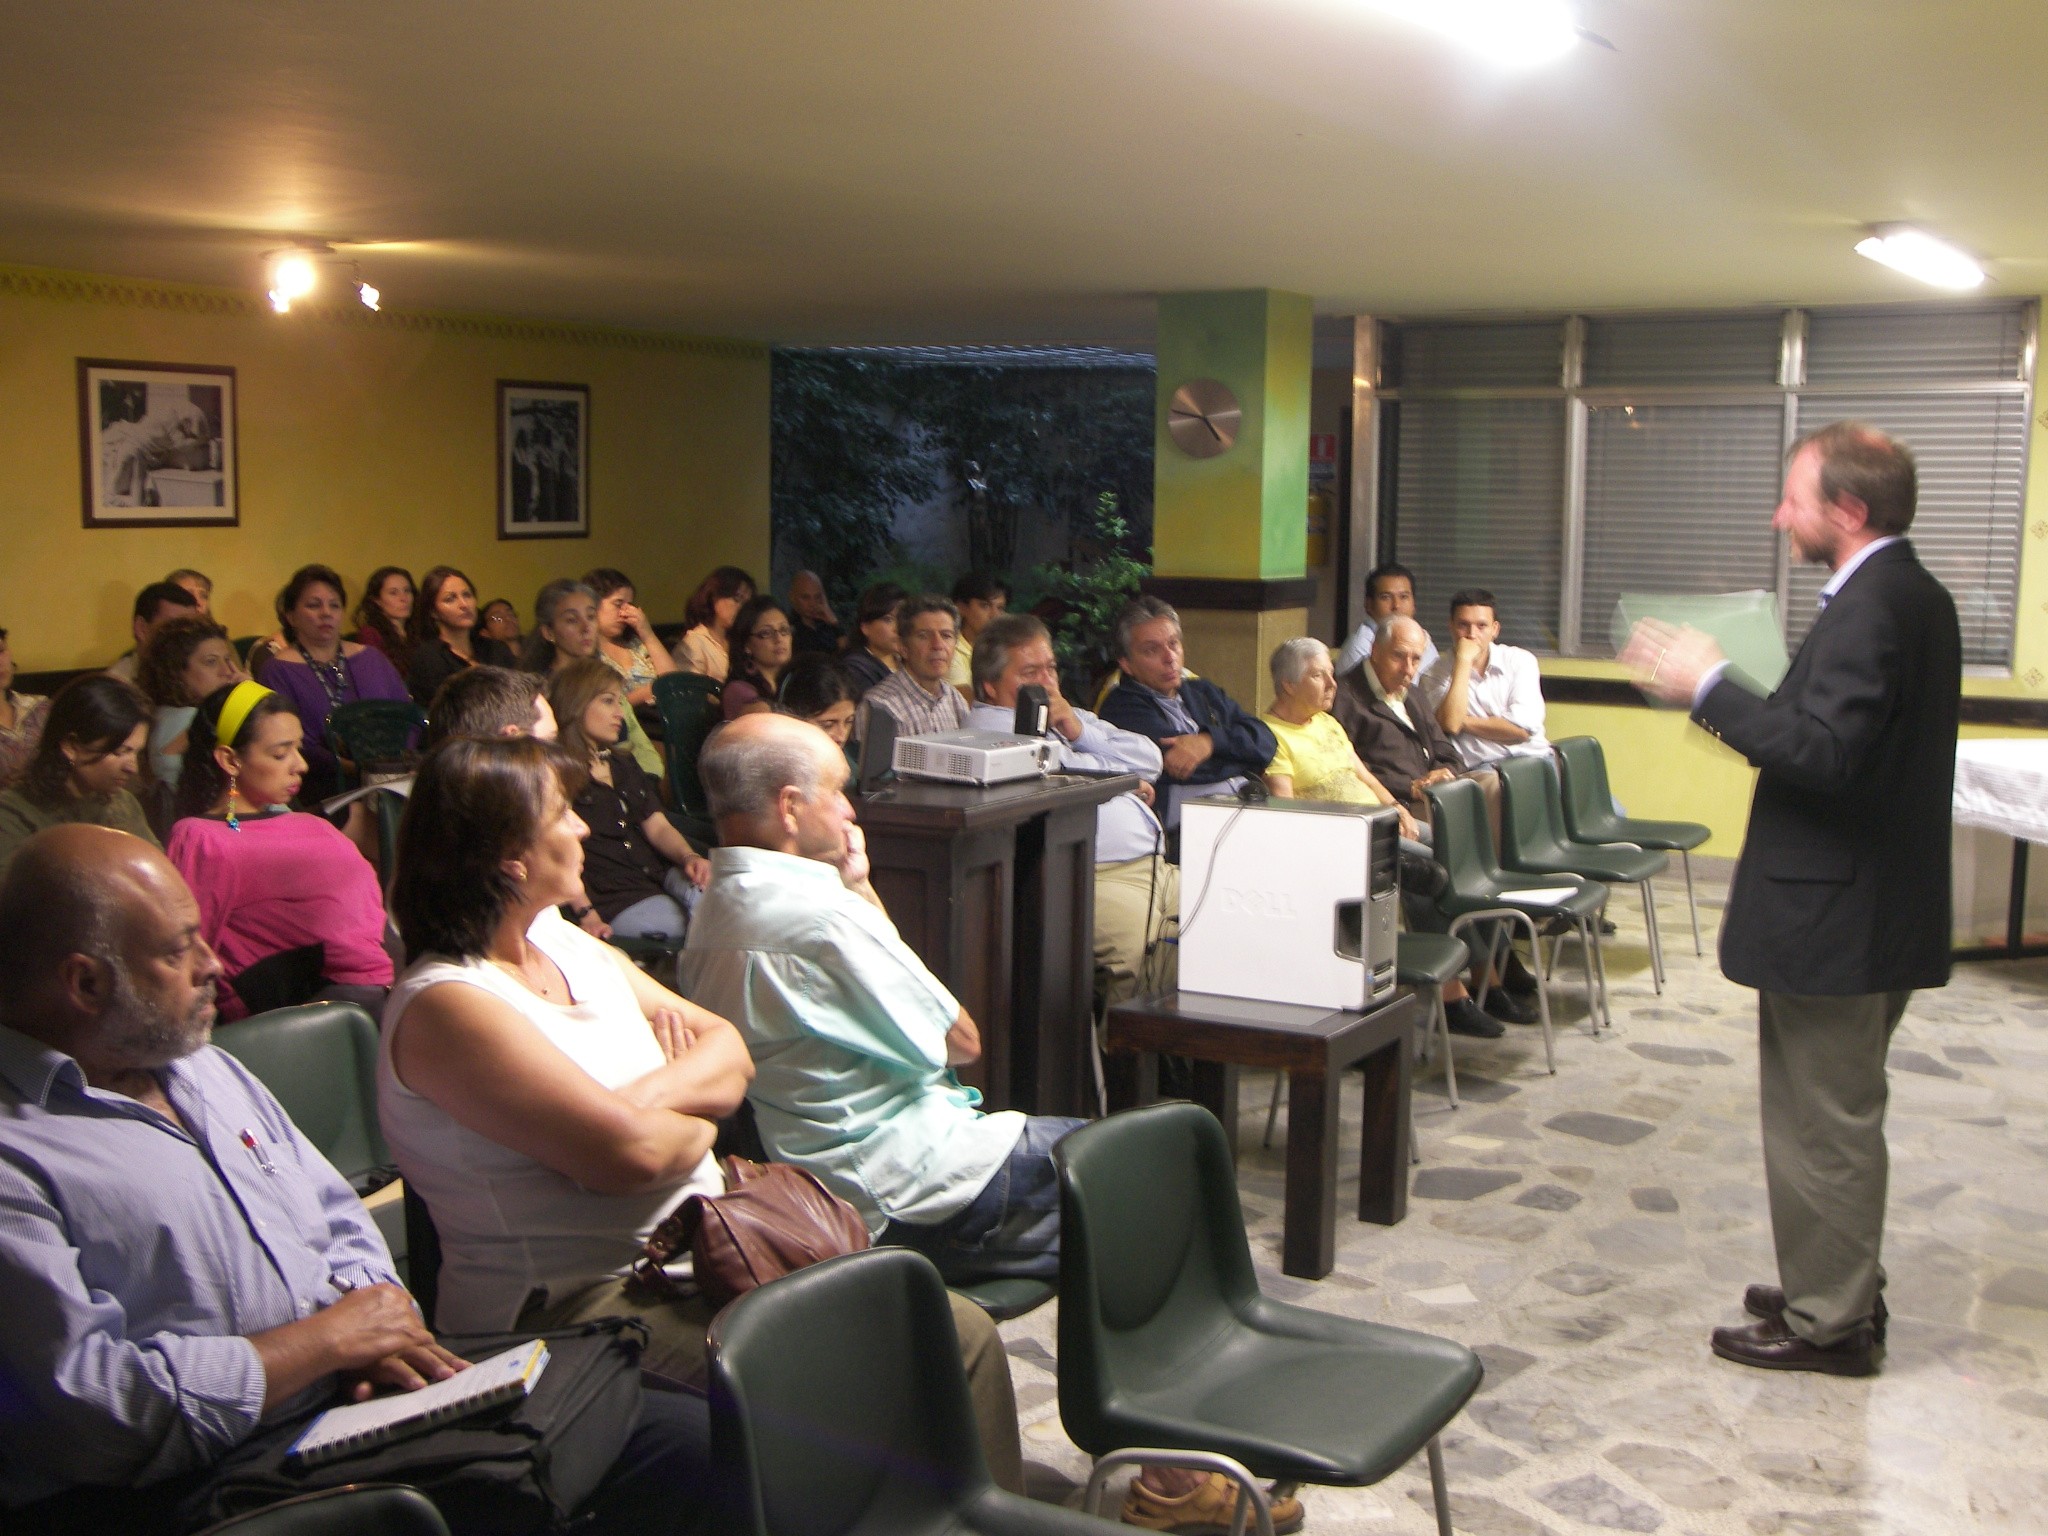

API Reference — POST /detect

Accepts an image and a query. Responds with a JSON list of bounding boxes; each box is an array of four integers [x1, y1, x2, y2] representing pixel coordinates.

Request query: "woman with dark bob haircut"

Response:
[[669, 565, 757, 683], [0, 674, 158, 875], [256, 563, 411, 801], [375, 739, 1022, 1476]]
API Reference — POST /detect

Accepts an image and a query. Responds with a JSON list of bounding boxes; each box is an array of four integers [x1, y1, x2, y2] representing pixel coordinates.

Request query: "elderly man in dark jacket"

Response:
[[1099, 597, 1275, 836], [1333, 616, 1463, 811]]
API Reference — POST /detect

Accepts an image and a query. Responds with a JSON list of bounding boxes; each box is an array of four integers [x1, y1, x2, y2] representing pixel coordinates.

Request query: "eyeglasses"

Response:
[[752, 625, 793, 640]]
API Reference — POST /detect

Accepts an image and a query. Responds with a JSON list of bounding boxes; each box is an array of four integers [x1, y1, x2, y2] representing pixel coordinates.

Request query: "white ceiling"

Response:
[[3, 2, 2043, 344]]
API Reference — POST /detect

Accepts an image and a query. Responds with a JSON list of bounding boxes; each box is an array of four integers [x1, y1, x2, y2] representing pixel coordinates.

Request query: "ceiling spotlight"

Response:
[[1372, 0, 1579, 68], [1854, 226, 1985, 291], [355, 280, 380, 312]]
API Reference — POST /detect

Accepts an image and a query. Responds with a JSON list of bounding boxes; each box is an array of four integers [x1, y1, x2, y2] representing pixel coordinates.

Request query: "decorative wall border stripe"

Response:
[[0, 264, 765, 360]]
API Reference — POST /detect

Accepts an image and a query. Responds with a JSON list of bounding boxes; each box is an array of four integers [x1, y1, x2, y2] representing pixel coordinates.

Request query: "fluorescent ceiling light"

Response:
[[1371, 0, 1579, 68], [1854, 227, 1984, 291]]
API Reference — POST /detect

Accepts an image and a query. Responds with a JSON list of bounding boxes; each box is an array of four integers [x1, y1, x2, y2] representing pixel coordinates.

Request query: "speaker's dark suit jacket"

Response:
[[1694, 540, 1960, 996]]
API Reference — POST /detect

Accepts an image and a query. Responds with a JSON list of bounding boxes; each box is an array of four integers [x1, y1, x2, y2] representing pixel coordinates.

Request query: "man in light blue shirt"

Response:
[[681, 713, 1083, 1282]]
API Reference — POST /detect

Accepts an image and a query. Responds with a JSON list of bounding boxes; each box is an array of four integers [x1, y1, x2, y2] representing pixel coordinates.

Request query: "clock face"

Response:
[[1167, 378, 1242, 458]]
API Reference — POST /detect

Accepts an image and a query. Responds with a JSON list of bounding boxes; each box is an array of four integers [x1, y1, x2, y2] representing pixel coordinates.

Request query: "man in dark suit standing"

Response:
[[1623, 422, 1960, 1377]]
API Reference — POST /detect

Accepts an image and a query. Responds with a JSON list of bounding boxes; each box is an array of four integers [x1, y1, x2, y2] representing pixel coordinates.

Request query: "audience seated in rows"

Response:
[[0, 626, 52, 791], [678, 713, 1284, 1529], [776, 655, 858, 753], [375, 737, 1026, 1486], [785, 568, 841, 657], [523, 577, 664, 774], [0, 676, 157, 876], [136, 615, 245, 791], [547, 659, 711, 944], [838, 579, 905, 700], [946, 570, 1010, 694], [478, 597, 523, 654], [1415, 587, 1549, 769], [1261, 638, 1421, 838], [968, 614, 1177, 1004], [720, 594, 794, 721], [105, 581, 200, 685], [0, 825, 713, 1536], [669, 565, 757, 683], [405, 564, 513, 705], [1332, 560, 1438, 677], [1099, 595, 1276, 830], [164, 567, 214, 618], [255, 564, 411, 801], [856, 593, 970, 741], [352, 564, 417, 671], [586, 567, 677, 707], [167, 681, 393, 1019]]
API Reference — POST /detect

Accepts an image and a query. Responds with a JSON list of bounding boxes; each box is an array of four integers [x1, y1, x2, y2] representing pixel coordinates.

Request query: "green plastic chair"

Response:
[[1055, 1103, 1483, 1536], [707, 1247, 1121, 1536], [1554, 735, 1711, 957], [1427, 777, 1612, 1059], [328, 699, 427, 786], [1496, 755, 1670, 994], [213, 1001, 390, 1188], [196, 1485, 449, 1536], [651, 672, 722, 847]]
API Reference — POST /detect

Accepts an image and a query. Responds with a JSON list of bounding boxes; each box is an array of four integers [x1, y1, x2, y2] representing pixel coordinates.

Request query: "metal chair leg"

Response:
[[1592, 912, 1613, 1031], [1435, 986, 1459, 1108], [1452, 908, 1554, 1075], [1426, 1436, 1453, 1536], [1262, 1072, 1284, 1149], [1641, 878, 1664, 993], [1682, 849, 1702, 956]]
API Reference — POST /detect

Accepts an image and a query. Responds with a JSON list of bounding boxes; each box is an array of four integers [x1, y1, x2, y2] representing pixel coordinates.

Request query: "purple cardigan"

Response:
[[255, 648, 410, 785]]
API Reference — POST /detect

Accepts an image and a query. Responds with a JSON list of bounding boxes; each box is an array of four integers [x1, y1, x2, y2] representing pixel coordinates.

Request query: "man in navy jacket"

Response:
[[1099, 596, 1276, 841], [1624, 422, 1960, 1379]]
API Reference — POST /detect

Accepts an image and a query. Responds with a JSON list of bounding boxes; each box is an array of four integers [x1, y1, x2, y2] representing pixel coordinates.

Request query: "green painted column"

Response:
[[1149, 289, 1315, 709]]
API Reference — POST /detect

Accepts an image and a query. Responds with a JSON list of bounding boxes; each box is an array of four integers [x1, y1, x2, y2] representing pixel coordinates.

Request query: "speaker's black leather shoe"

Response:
[[1744, 1283, 1887, 1344], [1711, 1314, 1878, 1376]]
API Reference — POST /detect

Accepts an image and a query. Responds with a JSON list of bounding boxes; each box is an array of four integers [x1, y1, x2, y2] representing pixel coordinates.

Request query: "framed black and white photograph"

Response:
[[77, 359, 238, 528], [498, 380, 589, 539]]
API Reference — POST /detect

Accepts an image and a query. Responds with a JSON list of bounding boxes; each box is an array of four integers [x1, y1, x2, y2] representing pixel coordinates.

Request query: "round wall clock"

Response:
[[1167, 378, 1242, 458]]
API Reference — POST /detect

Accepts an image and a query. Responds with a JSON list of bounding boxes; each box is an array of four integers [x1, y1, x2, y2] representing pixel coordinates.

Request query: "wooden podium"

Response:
[[856, 772, 1137, 1117]]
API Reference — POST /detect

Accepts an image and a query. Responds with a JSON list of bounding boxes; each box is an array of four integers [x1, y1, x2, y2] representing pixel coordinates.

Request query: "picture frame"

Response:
[[498, 380, 590, 539], [78, 359, 239, 528]]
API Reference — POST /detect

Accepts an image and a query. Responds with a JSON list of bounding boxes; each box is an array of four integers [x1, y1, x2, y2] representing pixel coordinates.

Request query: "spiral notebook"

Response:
[[287, 1339, 550, 1468]]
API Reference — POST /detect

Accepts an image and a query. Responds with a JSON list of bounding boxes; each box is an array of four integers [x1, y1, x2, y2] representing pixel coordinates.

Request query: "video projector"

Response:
[[1177, 794, 1401, 1010], [892, 730, 1057, 787]]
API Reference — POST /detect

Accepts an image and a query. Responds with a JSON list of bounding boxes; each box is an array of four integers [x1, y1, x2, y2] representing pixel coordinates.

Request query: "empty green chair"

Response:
[[1554, 735, 1711, 956], [328, 699, 428, 787], [1055, 1103, 1482, 1536], [652, 672, 722, 847], [1495, 754, 1670, 993], [707, 1247, 1120, 1536], [197, 1486, 449, 1536]]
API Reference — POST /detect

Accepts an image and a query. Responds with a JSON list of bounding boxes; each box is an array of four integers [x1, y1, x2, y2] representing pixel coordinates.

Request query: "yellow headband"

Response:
[[214, 679, 275, 751]]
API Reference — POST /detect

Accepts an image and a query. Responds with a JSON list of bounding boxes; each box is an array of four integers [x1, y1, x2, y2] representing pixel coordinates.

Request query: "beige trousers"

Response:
[[522, 1273, 1025, 1493], [1757, 988, 1911, 1346], [1095, 854, 1179, 1006]]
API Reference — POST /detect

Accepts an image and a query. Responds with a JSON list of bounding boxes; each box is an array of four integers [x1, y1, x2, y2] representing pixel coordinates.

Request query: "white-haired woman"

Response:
[[1261, 637, 1419, 839]]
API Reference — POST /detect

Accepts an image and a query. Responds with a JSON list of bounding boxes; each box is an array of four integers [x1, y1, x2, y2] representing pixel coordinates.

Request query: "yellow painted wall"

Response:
[[0, 266, 770, 670]]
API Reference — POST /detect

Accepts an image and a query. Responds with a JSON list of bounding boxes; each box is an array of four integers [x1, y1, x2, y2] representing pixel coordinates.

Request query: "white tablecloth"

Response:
[[1953, 738, 2048, 844]]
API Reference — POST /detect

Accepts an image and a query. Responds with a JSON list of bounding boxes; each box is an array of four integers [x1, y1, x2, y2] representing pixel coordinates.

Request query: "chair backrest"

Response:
[[651, 672, 722, 822], [1053, 1102, 1263, 1457], [1424, 777, 1506, 896], [211, 1002, 388, 1182], [231, 635, 267, 666], [196, 1484, 449, 1536], [1552, 736, 1613, 842], [708, 1248, 991, 1536], [1494, 755, 1575, 869], [328, 700, 427, 783]]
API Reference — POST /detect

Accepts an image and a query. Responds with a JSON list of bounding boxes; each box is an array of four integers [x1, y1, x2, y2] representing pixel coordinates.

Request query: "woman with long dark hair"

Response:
[[352, 565, 417, 670], [256, 564, 411, 800], [718, 596, 794, 722], [776, 655, 858, 756], [167, 679, 393, 1019], [0, 675, 157, 874], [839, 581, 906, 701], [669, 565, 756, 684], [405, 564, 514, 704]]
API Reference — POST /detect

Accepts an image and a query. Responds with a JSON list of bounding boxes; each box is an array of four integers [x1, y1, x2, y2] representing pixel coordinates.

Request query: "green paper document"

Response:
[[1611, 590, 1789, 702]]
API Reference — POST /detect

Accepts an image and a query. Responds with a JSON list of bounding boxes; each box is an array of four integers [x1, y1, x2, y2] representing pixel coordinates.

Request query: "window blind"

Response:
[[1804, 304, 2028, 386], [1583, 315, 1783, 388], [1392, 323, 1563, 390]]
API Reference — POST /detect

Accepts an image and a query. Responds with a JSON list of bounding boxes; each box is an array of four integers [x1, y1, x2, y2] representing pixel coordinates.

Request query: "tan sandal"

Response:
[[1121, 1472, 1305, 1535]]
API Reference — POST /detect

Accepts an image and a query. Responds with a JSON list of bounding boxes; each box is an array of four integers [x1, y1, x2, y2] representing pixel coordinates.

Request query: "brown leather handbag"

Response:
[[628, 1156, 870, 1309]]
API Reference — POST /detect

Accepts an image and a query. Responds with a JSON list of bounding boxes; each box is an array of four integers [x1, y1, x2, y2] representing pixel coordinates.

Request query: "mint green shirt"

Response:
[[679, 846, 1025, 1231]]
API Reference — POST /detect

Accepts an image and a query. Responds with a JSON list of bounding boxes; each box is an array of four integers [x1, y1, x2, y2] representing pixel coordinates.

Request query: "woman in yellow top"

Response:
[[1260, 637, 1418, 840]]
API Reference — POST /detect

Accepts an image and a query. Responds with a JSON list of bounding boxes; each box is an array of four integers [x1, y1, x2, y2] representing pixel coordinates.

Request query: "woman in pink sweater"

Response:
[[166, 679, 394, 1019]]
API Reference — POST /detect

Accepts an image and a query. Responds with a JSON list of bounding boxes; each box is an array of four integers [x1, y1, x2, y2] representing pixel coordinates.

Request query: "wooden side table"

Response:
[[1105, 989, 1417, 1280]]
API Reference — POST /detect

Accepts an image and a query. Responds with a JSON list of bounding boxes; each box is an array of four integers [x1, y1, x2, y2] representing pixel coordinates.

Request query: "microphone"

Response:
[[1014, 684, 1050, 739]]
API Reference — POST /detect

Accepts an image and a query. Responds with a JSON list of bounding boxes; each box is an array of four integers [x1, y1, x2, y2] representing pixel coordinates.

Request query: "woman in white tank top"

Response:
[[379, 737, 752, 1383]]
